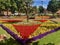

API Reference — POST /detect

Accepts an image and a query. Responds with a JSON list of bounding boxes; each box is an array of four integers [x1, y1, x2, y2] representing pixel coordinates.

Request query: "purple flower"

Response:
[[1, 24, 60, 45]]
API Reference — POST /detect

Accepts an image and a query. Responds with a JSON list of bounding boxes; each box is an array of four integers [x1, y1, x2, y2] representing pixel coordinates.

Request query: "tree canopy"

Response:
[[38, 6, 44, 13], [47, 0, 60, 13], [0, 0, 33, 13]]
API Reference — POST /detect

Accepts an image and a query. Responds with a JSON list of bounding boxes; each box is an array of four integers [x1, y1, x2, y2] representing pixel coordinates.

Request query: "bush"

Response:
[[43, 43, 55, 45], [32, 41, 39, 45], [0, 38, 21, 45]]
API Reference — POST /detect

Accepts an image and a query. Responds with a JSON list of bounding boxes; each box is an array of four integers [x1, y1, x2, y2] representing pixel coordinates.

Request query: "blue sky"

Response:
[[33, 0, 50, 8]]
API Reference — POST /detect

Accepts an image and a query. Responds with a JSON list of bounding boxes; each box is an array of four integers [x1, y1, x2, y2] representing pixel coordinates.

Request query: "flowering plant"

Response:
[[0, 20, 60, 45]]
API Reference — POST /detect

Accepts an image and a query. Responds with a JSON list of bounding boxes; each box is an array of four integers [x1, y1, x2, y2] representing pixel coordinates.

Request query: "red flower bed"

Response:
[[13, 24, 40, 39], [34, 20, 47, 22], [1, 20, 22, 22]]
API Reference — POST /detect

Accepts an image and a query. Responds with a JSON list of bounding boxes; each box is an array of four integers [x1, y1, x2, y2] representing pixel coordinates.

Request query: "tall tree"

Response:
[[14, 0, 23, 15], [0, 1, 5, 12], [0, 0, 33, 17], [22, 0, 33, 22], [6, 0, 11, 15], [0, 0, 7, 15], [33, 6, 37, 12], [47, 0, 60, 15], [38, 6, 44, 14], [1, 0, 12, 15], [10, 0, 17, 13]]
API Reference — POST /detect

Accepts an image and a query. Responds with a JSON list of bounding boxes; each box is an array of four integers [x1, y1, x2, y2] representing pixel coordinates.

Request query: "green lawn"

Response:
[[0, 27, 11, 38], [0, 24, 60, 45], [36, 30, 60, 45], [1, 28, 60, 45]]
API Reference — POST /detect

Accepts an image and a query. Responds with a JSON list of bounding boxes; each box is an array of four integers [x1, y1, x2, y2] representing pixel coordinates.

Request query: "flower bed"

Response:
[[34, 20, 47, 22], [13, 24, 40, 39], [2, 20, 60, 39], [0, 20, 60, 45], [0, 20, 22, 23]]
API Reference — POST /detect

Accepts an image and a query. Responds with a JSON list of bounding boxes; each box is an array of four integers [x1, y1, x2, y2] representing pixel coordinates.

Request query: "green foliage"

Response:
[[0, 1, 5, 10], [43, 43, 55, 45], [0, 0, 33, 13], [47, 0, 60, 13], [32, 41, 39, 45], [39, 6, 44, 13], [0, 38, 21, 45]]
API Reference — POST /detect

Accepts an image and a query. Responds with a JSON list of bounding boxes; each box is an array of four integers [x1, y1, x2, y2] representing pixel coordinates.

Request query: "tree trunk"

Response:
[[53, 13, 56, 18], [7, 9, 9, 16], [18, 8, 20, 16], [26, 8, 29, 22]]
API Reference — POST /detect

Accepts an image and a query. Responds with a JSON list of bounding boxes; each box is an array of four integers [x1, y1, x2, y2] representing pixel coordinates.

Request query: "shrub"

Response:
[[43, 43, 55, 45], [0, 38, 21, 45]]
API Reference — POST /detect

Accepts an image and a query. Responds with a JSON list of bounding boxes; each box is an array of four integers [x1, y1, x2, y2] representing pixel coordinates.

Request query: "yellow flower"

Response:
[[3, 24, 21, 37]]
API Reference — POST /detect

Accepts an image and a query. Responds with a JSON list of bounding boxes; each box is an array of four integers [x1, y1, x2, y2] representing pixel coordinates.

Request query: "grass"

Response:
[[0, 20, 60, 45], [0, 28, 60, 45], [1, 29, 60, 45], [37, 30, 60, 45], [0, 27, 11, 38]]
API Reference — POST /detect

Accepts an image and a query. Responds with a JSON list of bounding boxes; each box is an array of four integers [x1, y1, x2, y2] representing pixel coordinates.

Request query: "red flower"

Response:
[[13, 24, 40, 39], [1, 20, 22, 22]]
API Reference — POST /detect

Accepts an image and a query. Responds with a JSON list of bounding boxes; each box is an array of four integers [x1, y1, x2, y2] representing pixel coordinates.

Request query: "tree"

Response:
[[4, 0, 12, 15], [14, 0, 23, 15], [22, 0, 33, 22], [32, 6, 37, 12], [0, 0, 12, 15], [14, 0, 33, 22], [38, 6, 44, 14], [10, 0, 17, 13], [0, 0, 6, 15], [47, 0, 60, 15], [0, 0, 33, 18]]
